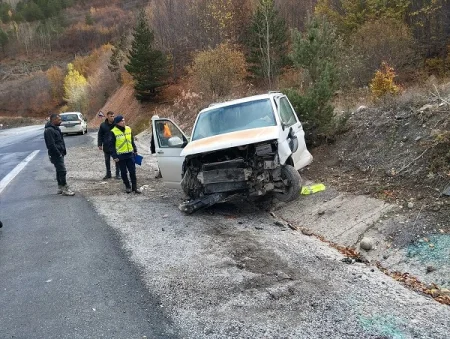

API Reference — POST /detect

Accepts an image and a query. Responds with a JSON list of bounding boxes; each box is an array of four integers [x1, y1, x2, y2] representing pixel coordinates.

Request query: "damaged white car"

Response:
[[151, 92, 313, 213]]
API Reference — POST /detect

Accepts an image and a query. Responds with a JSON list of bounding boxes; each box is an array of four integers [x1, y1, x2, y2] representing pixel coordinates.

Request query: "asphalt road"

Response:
[[0, 126, 178, 338]]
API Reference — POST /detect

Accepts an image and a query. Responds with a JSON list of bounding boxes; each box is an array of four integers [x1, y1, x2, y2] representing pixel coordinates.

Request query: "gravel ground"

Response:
[[62, 132, 450, 338]]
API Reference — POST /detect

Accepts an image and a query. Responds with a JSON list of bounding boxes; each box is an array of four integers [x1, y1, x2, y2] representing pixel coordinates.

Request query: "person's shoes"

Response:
[[62, 186, 75, 196], [103, 174, 112, 180], [126, 187, 132, 193], [133, 188, 142, 194], [115, 174, 121, 180], [57, 185, 63, 194]]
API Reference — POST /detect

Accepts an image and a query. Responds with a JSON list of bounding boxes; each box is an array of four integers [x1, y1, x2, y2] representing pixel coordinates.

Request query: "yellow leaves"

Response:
[[63, 63, 88, 111], [370, 61, 400, 99]]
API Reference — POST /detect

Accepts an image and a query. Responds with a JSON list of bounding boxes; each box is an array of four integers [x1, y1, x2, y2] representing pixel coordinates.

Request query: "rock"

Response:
[[275, 271, 291, 280], [274, 220, 286, 228], [407, 202, 414, 209], [442, 185, 450, 196], [418, 104, 434, 112], [360, 237, 373, 251], [317, 209, 326, 216], [255, 225, 264, 230], [355, 105, 367, 113], [426, 266, 436, 274], [301, 228, 313, 236]]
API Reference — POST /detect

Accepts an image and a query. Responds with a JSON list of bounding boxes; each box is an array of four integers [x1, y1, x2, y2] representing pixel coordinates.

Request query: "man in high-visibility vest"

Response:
[[110, 115, 141, 194]]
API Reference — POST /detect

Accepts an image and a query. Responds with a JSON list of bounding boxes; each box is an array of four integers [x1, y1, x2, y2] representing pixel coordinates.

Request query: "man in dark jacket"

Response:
[[98, 111, 120, 180], [110, 115, 141, 194], [44, 113, 74, 196]]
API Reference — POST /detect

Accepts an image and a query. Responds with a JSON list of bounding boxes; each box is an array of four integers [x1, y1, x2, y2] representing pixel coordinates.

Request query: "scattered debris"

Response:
[[287, 223, 297, 231], [274, 220, 286, 228], [376, 264, 450, 305], [317, 209, 326, 216], [301, 183, 326, 195], [341, 257, 356, 264]]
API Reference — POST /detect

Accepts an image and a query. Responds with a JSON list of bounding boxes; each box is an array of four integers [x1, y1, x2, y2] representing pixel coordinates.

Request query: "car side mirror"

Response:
[[168, 136, 184, 147]]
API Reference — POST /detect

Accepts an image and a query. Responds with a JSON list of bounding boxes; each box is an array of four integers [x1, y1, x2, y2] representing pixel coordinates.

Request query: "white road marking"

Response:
[[0, 150, 40, 194]]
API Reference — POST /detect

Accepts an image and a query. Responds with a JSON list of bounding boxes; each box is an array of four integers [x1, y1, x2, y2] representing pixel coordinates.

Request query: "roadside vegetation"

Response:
[[0, 0, 449, 168]]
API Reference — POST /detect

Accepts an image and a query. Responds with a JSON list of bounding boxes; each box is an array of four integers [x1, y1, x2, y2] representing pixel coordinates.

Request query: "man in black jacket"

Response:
[[97, 111, 120, 179], [44, 113, 74, 196]]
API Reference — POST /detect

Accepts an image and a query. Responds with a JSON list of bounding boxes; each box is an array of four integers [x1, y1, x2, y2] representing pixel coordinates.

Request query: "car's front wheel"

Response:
[[274, 165, 301, 202], [181, 167, 203, 199]]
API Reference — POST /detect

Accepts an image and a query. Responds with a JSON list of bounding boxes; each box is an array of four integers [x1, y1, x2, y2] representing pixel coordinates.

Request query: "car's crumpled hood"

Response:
[[181, 126, 279, 157]]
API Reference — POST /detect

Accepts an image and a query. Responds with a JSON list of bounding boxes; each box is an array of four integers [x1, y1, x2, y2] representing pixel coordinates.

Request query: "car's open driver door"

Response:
[[151, 116, 188, 189]]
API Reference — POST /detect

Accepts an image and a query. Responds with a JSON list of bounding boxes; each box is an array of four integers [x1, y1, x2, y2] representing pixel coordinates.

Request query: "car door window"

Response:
[[278, 97, 297, 127], [155, 120, 185, 148]]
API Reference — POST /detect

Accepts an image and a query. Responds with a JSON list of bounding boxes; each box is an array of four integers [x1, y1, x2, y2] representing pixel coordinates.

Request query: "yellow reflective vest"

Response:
[[111, 126, 133, 155]]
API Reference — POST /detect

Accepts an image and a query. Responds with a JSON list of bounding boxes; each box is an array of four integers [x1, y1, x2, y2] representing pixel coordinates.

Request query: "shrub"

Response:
[[370, 62, 400, 99], [46, 65, 64, 102], [189, 42, 247, 97], [347, 18, 417, 86]]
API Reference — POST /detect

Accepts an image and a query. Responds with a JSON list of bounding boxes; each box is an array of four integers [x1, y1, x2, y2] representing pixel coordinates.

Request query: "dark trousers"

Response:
[[50, 156, 67, 186], [118, 157, 137, 189], [104, 152, 120, 176]]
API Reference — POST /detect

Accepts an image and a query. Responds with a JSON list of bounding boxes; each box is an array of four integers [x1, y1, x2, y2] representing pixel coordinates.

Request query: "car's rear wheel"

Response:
[[274, 165, 301, 202]]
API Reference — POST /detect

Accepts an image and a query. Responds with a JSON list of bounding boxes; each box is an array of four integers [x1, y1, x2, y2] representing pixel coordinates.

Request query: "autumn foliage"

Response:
[[63, 63, 88, 112], [189, 42, 247, 97], [370, 62, 400, 99]]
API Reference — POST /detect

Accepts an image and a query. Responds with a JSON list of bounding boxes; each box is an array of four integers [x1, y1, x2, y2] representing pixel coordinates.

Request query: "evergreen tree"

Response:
[[125, 10, 168, 101], [246, 0, 288, 89], [287, 16, 341, 145]]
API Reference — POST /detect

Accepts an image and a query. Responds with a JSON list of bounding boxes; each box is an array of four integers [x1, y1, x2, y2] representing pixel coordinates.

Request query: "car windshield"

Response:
[[61, 114, 79, 122], [192, 99, 276, 141]]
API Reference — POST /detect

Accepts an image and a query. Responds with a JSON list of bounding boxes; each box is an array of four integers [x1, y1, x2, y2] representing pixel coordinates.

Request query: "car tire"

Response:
[[274, 165, 301, 202]]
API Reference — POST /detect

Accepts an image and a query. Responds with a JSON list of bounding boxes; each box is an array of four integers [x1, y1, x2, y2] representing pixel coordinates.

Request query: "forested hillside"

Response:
[[0, 0, 449, 133]]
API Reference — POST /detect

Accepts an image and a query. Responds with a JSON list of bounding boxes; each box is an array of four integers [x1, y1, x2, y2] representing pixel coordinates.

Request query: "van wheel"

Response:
[[274, 165, 301, 202], [181, 167, 202, 199]]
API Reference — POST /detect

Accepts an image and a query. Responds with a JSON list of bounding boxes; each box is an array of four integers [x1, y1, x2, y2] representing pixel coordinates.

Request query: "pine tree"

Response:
[[288, 16, 341, 145], [125, 10, 168, 101], [246, 0, 288, 89]]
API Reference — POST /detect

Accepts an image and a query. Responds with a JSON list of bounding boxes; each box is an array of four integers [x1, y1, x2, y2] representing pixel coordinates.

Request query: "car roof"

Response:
[[60, 112, 81, 115], [200, 93, 283, 114]]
